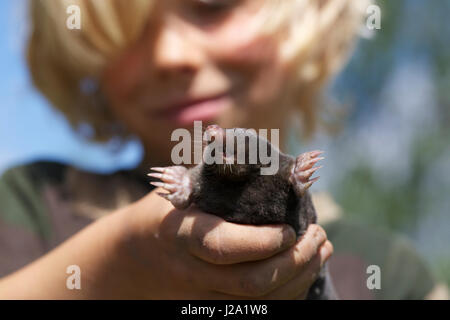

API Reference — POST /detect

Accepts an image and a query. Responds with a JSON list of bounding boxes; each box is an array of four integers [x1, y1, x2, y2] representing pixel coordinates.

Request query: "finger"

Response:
[[206, 224, 329, 297], [209, 241, 333, 300], [178, 208, 297, 265], [264, 240, 333, 299]]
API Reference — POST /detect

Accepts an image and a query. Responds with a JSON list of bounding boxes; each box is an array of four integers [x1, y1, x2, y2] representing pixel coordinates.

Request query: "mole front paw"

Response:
[[290, 150, 324, 196], [148, 166, 192, 209]]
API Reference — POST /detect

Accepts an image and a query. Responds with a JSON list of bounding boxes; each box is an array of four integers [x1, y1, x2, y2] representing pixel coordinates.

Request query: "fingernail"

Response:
[[320, 244, 333, 265], [282, 226, 296, 247]]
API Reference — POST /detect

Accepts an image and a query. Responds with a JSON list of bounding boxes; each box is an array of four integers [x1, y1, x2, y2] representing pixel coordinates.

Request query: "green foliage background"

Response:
[[324, 0, 450, 286]]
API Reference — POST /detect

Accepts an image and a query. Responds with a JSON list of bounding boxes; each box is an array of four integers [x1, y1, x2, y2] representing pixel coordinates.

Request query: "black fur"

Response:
[[191, 157, 317, 236]]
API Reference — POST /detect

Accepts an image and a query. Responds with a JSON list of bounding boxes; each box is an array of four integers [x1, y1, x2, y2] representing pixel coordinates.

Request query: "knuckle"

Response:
[[310, 224, 326, 243], [326, 240, 334, 253], [325, 240, 334, 254], [293, 242, 312, 265]]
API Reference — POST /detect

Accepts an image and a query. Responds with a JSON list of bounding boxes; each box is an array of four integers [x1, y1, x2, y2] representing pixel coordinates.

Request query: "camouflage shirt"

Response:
[[0, 161, 437, 299]]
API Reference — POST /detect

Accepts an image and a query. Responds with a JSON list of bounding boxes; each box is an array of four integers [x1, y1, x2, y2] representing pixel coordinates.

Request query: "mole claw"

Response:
[[308, 157, 324, 165], [150, 181, 165, 188], [148, 172, 163, 179], [302, 165, 322, 179], [291, 151, 324, 196], [298, 177, 319, 195], [156, 192, 170, 200], [310, 150, 325, 158], [306, 157, 324, 169]]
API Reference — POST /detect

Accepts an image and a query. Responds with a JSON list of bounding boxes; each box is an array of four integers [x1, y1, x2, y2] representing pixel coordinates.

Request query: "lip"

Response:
[[150, 92, 231, 126]]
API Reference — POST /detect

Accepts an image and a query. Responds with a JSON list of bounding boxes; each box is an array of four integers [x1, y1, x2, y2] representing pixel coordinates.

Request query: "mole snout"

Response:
[[204, 124, 225, 144]]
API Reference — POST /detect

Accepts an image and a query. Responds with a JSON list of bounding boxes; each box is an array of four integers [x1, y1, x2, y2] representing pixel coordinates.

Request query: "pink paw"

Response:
[[290, 150, 324, 196], [148, 166, 192, 209]]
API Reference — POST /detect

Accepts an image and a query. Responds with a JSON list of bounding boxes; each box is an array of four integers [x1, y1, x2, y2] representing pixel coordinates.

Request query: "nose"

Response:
[[152, 17, 204, 77], [203, 124, 225, 149], [205, 125, 224, 140]]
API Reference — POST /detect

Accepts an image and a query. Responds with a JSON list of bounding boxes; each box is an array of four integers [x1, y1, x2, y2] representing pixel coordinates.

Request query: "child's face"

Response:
[[102, 0, 294, 160]]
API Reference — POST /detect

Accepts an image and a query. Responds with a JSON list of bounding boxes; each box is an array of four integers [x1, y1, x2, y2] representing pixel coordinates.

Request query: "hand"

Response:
[[118, 188, 333, 299], [0, 188, 332, 299]]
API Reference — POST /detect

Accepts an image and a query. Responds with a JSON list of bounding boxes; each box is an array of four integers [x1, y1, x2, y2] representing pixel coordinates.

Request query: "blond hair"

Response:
[[27, 0, 369, 141]]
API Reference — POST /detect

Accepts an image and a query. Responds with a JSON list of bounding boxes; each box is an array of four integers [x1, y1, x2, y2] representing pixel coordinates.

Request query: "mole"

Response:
[[148, 124, 338, 300]]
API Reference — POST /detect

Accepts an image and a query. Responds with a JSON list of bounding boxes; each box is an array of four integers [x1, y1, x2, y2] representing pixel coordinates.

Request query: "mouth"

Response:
[[150, 92, 231, 126]]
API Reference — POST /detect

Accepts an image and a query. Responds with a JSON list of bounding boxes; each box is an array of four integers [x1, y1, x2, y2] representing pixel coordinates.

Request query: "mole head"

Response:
[[202, 125, 262, 179]]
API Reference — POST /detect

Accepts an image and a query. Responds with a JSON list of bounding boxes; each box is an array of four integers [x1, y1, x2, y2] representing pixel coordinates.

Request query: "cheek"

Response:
[[102, 45, 148, 104], [102, 46, 161, 133], [241, 42, 288, 107], [207, 23, 290, 108]]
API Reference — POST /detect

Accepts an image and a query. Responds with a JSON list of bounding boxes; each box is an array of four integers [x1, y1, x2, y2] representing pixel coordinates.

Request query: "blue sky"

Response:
[[0, 1, 141, 174]]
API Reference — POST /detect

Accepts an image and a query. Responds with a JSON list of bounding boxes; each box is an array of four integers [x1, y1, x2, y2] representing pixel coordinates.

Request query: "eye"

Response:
[[188, 0, 239, 20], [194, 0, 236, 9]]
